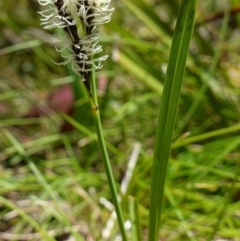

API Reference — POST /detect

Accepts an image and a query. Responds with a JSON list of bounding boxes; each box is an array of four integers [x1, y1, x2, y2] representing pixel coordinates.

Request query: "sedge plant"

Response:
[[37, 0, 199, 240], [37, 0, 127, 240]]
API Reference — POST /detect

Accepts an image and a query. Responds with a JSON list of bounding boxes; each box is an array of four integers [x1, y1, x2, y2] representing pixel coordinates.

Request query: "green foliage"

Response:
[[149, 2, 198, 241], [0, 0, 240, 240]]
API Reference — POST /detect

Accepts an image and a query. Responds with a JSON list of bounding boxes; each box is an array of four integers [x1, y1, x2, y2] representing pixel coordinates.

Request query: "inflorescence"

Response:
[[38, 0, 113, 91]]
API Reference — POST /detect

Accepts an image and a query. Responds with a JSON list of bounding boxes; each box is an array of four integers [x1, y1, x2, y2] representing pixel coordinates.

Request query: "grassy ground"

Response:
[[1, 0, 240, 240]]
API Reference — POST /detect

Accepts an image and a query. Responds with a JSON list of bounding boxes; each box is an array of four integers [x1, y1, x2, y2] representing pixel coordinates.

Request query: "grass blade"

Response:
[[172, 123, 240, 149], [129, 196, 142, 241], [148, 1, 199, 240]]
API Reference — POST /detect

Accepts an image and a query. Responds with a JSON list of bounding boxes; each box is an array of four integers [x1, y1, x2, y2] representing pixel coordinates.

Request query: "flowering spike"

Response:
[[38, 0, 114, 92]]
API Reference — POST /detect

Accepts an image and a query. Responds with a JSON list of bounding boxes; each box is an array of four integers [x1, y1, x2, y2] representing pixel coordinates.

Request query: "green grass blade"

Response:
[[174, 5, 230, 138], [117, 50, 163, 94], [0, 40, 41, 55], [148, 1, 199, 240], [122, 0, 172, 45], [129, 196, 142, 241], [172, 123, 240, 149]]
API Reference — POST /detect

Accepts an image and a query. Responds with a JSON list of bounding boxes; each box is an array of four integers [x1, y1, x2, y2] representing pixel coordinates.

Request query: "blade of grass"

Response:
[[129, 196, 142, 241], [0, 40, 41, 55], [148, 1, 199, 240], [122, 0, 172, 45], [174, 5, 230, 138], [3, 134, 63, 156], [117, 50, 163, 94], [172, 123, 240, 149]]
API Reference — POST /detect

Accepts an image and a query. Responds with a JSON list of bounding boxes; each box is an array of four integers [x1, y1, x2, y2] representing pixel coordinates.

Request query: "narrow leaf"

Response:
[[148, 1, 199, 240]]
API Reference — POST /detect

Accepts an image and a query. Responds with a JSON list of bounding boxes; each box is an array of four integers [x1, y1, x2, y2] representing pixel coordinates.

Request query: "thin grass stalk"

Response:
[[90, 70, 128, 241], [148, 1, 198, 240], [129, 196, 142, 241]]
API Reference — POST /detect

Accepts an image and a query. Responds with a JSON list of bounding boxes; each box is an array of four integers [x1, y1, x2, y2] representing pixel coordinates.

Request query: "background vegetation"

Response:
[[0, 0, 240, 240]]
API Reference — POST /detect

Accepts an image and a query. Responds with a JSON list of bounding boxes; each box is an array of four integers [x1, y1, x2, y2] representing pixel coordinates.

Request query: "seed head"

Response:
[[38, 0, 113, 91]]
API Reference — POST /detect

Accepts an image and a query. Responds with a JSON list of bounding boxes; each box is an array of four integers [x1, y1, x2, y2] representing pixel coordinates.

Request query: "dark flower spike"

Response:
[[38, 0, 113, 92]]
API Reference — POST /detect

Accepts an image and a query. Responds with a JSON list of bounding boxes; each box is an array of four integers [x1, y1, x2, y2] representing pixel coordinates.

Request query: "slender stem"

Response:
[[90, 71, 128, 241]]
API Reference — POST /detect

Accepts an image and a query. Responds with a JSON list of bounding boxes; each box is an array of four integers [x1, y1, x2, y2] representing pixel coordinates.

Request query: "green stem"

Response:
[[90, 71, 128, 241], [148, 1, 198, 241]]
